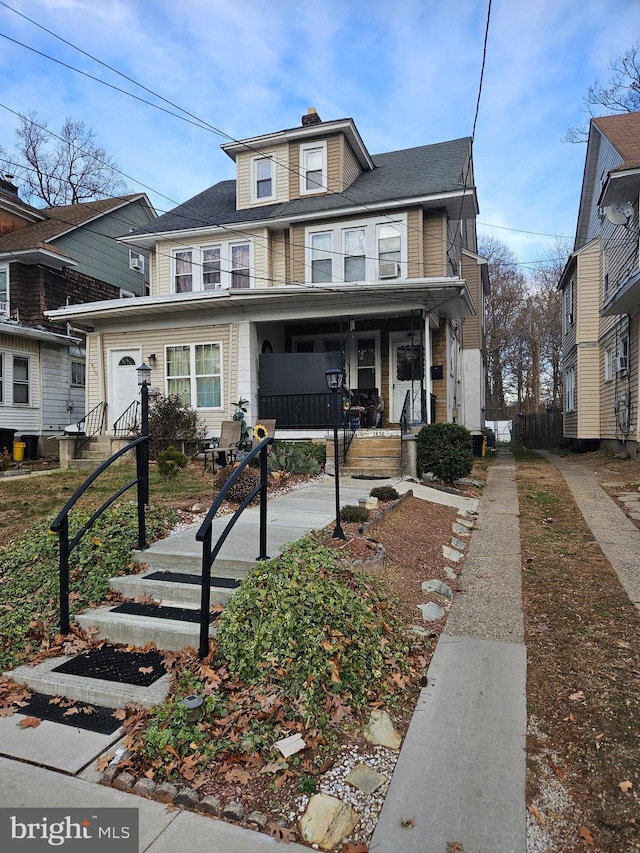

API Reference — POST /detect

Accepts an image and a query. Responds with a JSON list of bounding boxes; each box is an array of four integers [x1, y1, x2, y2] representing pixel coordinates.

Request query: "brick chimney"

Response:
[[302, 107, 322, 126]]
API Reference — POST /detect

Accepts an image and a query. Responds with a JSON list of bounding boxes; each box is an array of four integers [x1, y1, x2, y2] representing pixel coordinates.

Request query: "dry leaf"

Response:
[[578, 825, 594, 846], [224, 766, 251, 785], [446, 843, 464, 853], [0, 707, 15, 717], [139, 666, 154, 674], [569, 690, 585, 701], [527, 805, 545, 825], [400, 817, 415, 828], [618, 780, 633, 793], [267, 822, 296, 843], [165, 803, 175, 813], [550, 763, 566, 780], [342, 843, 368, 853], [63, 706, 80, 717], [19, 716, 41, 729]]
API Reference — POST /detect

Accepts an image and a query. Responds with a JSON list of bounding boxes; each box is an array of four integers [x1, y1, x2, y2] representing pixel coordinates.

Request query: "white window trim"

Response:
[[617, 334, 629, 374], [604, 346, 613, 382], [0, 263, 8, 318], [251, 154, 276, 204], [565, 366, 576, 412], [563, 278, 574, 334], [0, 351, 3, 403], [129, 250, 145, 274], [299, 140, 327, 196], [305, 214, 408, 285], [164, 342, 224, 411], [171, 242, 253, 293], [71, 360, 86, 388]]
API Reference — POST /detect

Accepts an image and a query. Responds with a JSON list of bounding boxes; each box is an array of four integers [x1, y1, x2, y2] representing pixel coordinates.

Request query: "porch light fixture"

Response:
[[181, 694, 204, 723], [325, 368, 346, 540], [148, 353, 157, 366], [136, 363, 152, 386]]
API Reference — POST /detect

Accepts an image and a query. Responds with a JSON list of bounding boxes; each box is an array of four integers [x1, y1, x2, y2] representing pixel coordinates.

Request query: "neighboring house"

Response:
[[0, 176, 155, 455], [46, 111, 487, 445], [559, 112, 640, 453]]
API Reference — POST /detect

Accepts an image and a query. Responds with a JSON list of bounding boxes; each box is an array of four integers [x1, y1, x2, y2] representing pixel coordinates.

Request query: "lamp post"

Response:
[[325, 368, 346, 540], [136, 363, 151, 548]]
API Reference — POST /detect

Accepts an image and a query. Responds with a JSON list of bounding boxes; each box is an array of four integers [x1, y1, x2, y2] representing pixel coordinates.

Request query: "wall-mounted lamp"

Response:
[[148, 353, 156, 366]]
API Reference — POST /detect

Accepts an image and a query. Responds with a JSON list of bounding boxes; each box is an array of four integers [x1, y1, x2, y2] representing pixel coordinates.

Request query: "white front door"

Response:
[[109, 348, 141, 431], [390, 338, 424, 424]]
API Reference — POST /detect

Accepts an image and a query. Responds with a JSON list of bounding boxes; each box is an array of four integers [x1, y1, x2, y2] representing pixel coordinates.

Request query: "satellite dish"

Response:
[[606, 202, 634, 226]]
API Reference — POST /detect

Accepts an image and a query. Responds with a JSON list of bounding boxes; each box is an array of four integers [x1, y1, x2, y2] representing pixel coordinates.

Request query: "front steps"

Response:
[[339, 431, 403, 477], [66, 436, 114, 471]]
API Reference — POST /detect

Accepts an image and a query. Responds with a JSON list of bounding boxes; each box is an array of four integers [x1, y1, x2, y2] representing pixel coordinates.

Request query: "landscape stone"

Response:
[[111, 771, 135, 792], [175, 787, 199, 809], [443, 544, 464, 562], [421, 579, 453, 599], [190, 502, 206, 512], [132, 777, 157, 798], [363, 709, 402, 749], [418, 602, 445, 622], [222, 800, 245, 821], [247, 810, 268, 828], [451, 536, 467, 550], [199, 795, 221, 816], [153, 781, 179, 803], [100, 766, 120, 786], [456, 516, 474, 528], [453, 522, 472, 536], [299, 793, 359, 850], [345, 763, 388, 794], [365, 496, 379, 510], [407, 624, 430, 636], [443, 565, 457, 580]]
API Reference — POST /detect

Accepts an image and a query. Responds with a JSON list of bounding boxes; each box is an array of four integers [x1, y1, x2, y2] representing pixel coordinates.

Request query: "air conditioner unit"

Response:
[[616, 355, 628, 372], [131, 259, 143, 272], [0, 300, 8, 318], [378, 261, 401, 279]]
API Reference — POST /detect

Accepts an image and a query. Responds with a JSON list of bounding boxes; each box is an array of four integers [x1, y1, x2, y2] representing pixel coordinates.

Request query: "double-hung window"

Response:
[[604, 346, 613, 382], [172, 242, 252, 292], [0, 264, 8, 317], [617, 334, 629, 373], [344, 228, 366, 282], [311, 232, 332, 283], [166, 343, 222, 409], [564, 367, 575, 412], [252, 156, 275, 202], [300, 142, 327, 194], [13, 356, 29, 405], [0, 353, 3, 402]]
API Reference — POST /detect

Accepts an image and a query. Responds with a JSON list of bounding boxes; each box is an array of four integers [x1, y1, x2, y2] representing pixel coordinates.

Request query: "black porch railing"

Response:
[[75, 401, 106, 455], [258, 393, 334, 429], [113, 400, 140, 437], [399, 389, 412, 437], [195, 436, 273, 658], [50, 435, 149, 635]]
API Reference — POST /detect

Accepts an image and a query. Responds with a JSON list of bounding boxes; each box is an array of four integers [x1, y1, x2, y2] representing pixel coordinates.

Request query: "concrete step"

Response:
[[347, 438, 401, 457], [8, 655, 172, 710], [342, 466, 402, 478], [110, 571, 239, 608], [78, 450, 109, 461], [75, 604, 217, 652], [66, 459, 101, 471], [133, 547, 255, 579]]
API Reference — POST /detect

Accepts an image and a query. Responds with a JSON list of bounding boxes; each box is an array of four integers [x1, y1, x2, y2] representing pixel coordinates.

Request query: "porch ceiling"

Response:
[[45, 279, 475, 330], [601, 267, 640, 317]]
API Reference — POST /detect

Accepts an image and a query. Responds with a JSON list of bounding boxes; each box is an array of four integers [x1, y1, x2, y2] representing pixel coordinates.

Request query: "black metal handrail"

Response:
[[75, 401, 106, 455], [195, 436, 273, 658], [50, 435, 149, 634], [399, 389, 412, 436], [113, 400, 140, 437], [341, 415, 355, 463]]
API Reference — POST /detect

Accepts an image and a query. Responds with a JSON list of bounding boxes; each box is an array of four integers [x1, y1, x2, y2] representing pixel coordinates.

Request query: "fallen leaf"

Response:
[[63, 706, 80, 717], [578, 825, 594, 846], [446, 843, 464, 853], [19, 716, 41, 729], [400, 817, 415, 828], [224, 766, 251, 785], [267, 822, 296, 842], [260, 759, 288, 775], [568, 691, 585, 701], [342, 843, 368, 852], [618, 780, 633, 793], [139, 666, 154, 675], [550, 763, 566, 780], [165, 803, 175, 813], [527, 805, 545, 825], [0, 707, 15, 717]]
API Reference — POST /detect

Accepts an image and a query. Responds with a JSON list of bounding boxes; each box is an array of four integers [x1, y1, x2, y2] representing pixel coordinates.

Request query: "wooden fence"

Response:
[[511, 410, 563, 449]]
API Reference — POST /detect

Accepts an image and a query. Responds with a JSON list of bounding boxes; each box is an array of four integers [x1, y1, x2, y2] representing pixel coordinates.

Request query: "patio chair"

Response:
[[203, 420, 242, 470]]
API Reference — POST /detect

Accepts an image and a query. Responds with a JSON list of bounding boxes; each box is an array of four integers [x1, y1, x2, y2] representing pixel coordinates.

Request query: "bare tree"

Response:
[[565, 43, 640, 143], [6, 111, 127, 206]]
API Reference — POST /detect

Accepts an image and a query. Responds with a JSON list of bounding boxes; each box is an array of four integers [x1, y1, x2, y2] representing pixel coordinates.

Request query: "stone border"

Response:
[[357, 489, 413, 536], [351, 541, 387, 572]]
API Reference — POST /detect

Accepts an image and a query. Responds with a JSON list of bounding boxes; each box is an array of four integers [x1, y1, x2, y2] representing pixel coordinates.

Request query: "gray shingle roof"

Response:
[[132, 137, 472, 237]]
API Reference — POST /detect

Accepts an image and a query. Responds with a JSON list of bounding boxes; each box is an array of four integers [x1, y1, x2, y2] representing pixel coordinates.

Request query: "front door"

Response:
[[390, 338, 424, 424], [109, 348, 141, 431]]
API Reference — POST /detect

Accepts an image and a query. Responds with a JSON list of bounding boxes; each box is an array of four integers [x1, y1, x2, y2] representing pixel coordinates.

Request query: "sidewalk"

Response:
[[0, 462, 527, 852]]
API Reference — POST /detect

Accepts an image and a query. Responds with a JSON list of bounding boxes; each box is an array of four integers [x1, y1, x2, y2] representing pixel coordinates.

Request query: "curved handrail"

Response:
[[195, 435, 272, 657]]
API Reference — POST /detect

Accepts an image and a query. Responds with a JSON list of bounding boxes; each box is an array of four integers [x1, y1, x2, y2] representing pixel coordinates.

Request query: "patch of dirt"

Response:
[[517, 456, 640, 852]]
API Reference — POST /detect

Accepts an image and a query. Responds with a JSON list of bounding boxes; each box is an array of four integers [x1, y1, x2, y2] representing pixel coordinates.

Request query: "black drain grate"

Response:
[[144, 571, 240, 589], [53, 647, 165, 686], [16, 693, 122, 735], [111, 602, 220, 624]]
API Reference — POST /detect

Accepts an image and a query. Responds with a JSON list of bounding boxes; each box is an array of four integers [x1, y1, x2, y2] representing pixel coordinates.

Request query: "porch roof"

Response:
[[44, 279, 475, 330]]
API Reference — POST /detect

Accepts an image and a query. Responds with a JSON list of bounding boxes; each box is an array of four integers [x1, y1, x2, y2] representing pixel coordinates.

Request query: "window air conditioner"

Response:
[[378, 261, 401, 279], [131, 259, 143, 272], [0, 300, 8, 318], [616, 355, 628, 372]]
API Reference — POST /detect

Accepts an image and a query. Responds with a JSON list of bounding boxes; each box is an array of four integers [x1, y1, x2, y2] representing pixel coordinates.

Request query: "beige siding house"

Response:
[[47, 111, 487, 443], [560, 112, 640, 453]]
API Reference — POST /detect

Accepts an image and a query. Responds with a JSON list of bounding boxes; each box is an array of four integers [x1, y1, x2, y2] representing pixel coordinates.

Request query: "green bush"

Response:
[[148, 395, 206, 459], [156, 446, 188, 479], [340, 504, 370, 524], [217, 535, 410, 714], [0, 502, 174, 671], [213, 464, 261, 504], [416, 422, 474, 484], [267, 441, 320, 475], [369, 485, 399, 502]]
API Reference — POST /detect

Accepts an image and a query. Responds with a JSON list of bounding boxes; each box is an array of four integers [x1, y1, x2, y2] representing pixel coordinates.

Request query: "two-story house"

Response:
[[46, 112, 487, 454], [559, 112, 640, 453], [0, 178, 155, 456]]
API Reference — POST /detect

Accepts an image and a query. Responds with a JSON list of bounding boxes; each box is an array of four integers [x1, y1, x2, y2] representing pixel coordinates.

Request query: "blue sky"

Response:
[[0, 0, 639, 271]]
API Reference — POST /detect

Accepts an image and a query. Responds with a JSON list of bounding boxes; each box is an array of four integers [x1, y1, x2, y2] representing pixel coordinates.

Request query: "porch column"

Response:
[[424, 314, 433, 423], [236, 321, 258, 424]]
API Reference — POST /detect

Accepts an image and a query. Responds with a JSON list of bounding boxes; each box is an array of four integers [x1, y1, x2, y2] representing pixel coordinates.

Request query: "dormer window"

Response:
[[300, 141, 327, 195], [252, 155, 275, 203], [0, 264, 8, 318]]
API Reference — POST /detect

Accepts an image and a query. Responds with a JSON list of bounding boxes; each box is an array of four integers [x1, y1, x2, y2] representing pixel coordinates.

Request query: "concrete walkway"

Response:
[[540, 451, 640, 610]]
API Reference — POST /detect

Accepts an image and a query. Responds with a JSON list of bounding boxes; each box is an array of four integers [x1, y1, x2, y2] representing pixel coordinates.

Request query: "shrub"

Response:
[[340, 504, 370, 524], [267, 441, 320, 475], [416, 422, 474, 483], [217, 535, 411, 713], [148, 394, 206, 459], [213, 464, 261, 504], [156, 446, 188, 479], [369, 485, 399, 502]]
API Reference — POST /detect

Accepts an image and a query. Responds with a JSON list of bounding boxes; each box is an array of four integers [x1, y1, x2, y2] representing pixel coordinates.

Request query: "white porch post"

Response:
[[424, 314, 432, 423], [236, 321, 258, 425]]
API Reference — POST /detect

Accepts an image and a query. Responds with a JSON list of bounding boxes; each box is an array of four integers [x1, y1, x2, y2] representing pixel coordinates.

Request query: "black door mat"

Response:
[[53, 647, 165, 686], [111, 602, 220, 624], [16, 693, 122, 735], [144, 571, 240, 589]]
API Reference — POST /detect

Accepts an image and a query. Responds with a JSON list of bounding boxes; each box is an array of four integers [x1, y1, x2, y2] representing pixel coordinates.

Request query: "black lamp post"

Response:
[[136, 363, 151, 548], [325, 368, 346, 540]]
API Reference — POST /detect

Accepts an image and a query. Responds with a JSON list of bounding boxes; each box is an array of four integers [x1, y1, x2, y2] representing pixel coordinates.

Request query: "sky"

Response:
[[0, 0, 639, 273]]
